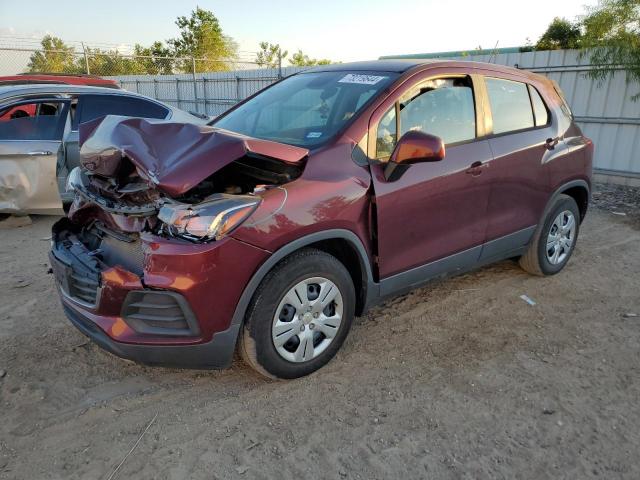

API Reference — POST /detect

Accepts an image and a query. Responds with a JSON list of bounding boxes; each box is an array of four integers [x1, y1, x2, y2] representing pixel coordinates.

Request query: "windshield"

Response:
[[211, 71, 398, 148]]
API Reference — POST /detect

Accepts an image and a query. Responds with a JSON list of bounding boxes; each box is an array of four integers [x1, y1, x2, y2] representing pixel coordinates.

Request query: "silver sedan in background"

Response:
[[0, 84, 208, 214]]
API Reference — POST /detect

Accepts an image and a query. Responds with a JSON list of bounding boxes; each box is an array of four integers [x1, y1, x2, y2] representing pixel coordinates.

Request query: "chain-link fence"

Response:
[[113, 65, 307, 117], [0, 46, 306, 117]]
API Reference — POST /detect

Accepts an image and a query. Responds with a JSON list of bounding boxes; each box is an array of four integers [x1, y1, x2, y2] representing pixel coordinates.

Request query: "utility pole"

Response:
[[81, 42, 90, 75], [191, 56, 199, 113]]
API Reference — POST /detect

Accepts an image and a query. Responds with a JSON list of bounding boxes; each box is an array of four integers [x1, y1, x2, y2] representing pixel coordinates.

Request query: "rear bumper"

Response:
[[62, 302, 239, 369]]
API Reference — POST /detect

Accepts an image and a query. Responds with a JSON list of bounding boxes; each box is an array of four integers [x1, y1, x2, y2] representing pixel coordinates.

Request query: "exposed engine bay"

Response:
[[67, 116, 308, 243]]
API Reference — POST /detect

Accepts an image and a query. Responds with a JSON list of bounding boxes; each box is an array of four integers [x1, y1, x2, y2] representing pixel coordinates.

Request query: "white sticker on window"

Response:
[[338, 74, 387, 85], [306, 132, 323, 138]]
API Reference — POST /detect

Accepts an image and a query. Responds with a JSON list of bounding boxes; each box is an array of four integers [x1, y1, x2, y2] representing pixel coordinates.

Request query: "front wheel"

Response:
[[239, 248, 355, 379], [519, 194, 581, 276]]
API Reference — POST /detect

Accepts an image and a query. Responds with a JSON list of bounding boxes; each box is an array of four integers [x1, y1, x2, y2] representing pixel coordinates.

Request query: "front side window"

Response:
[[0, 101, 67, 141], [75, 95, 169, 128], [212, 71, 398, 148], [485, 78, 535, 134], [376, 77, 476, 159], [375, 106, 397, 159]]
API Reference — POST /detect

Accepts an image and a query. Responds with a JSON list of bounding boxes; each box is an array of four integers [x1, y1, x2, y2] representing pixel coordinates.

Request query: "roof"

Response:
[[0, 74, 119, 87], [379, 47, 523, 60], [0, 84, 147, 101], [14, 73, 111, 79], [304, 59, 442, 73], [302, 59, 547, 84]]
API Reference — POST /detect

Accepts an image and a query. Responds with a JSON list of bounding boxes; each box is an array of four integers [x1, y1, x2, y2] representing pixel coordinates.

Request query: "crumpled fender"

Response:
[[79, 116, 309, 197]]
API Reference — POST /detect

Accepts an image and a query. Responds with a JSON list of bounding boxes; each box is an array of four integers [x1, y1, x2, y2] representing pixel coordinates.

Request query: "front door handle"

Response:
[[26, 150, 53, 156], [465, 161, 487, 176], [545, 137, 559, 150]]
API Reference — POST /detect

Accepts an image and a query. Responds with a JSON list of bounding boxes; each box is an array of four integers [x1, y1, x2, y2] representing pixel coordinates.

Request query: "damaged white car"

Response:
[[0, 84, 207, 214]]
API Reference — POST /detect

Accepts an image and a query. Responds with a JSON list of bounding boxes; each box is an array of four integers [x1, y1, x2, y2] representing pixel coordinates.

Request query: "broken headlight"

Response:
[[65, 166, 85, 192], [158, 194, 260, 242]]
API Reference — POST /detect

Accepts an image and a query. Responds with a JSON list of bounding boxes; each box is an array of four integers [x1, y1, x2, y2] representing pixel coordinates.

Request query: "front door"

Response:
[[369, 73, 493, 290], [0, 99, 69, 214]]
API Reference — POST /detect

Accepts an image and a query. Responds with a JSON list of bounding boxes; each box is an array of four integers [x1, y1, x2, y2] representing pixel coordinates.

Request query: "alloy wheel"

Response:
[[546, 210, 576, 265]]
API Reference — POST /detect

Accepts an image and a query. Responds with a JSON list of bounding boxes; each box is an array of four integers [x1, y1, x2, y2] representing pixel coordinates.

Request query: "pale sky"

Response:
[[0, 0, 597, 62]]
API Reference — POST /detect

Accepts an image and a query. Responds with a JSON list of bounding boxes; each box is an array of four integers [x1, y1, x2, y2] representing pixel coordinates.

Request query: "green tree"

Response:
[[535, 17, 583, 50], [255, 42, 288, 68], [289, 49, 332, 67], [27, 35, 80, 73], [78, 47, 143, 76], [580, 0, 640, 99], [132, 42, 175, 74], [168, 7, 238, 72]]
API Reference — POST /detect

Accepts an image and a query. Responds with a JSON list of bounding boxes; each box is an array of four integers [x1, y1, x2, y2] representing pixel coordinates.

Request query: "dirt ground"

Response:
[[1, 186, 639, 480]]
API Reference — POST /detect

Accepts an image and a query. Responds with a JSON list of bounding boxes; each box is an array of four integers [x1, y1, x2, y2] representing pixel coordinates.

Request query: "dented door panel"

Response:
[[0, 140, 64, 214]]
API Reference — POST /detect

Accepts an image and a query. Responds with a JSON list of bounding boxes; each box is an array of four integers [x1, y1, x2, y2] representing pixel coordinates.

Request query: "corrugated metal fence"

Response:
[[444, 49, 640, 181], [111, 50, 640, 180], [111, 66, 306, 117]]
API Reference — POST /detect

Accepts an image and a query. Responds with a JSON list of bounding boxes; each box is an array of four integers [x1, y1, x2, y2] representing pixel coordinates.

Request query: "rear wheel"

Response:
[[519, 194, 580, 276], [239, 248, 355, 379]]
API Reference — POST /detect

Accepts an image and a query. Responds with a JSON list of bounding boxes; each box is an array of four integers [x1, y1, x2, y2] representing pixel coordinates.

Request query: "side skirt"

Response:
[[375, 226, 536, 304]]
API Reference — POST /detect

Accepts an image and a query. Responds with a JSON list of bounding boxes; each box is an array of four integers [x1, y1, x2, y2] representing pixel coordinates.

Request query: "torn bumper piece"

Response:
[[50, 217, 270, 368]]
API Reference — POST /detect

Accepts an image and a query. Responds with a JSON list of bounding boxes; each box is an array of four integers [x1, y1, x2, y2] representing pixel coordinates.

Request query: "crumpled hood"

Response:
[[79, 116, 309, 197]]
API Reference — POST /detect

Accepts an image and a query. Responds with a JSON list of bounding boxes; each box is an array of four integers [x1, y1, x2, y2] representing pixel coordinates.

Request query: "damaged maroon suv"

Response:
[[50, 60, 593, 378]]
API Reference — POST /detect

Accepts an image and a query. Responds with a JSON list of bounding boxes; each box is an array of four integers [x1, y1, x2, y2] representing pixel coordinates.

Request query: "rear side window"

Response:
[[485, 78, 534, 134], [75, 94, 169, 128], [528, 85, 549, 127]]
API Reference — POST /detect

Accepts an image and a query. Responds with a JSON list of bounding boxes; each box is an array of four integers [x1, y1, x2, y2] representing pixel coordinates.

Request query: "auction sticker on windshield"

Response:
[[338, 74, 387, 85]]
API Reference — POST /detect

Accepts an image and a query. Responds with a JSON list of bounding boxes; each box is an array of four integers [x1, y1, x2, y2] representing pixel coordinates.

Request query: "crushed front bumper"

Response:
[[61, 302, 240, 369], [50, 217, 269, 368]]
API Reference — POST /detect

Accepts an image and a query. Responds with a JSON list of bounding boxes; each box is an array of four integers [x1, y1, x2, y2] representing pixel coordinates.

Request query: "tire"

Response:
[[519, 194, 581, 276], [239, 248, 356, 379]]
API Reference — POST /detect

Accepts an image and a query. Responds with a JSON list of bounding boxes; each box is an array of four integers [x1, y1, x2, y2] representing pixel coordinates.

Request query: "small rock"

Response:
[[542, 408, 555, 415], [339, 470, 347, 477], [0, 370, 5, 379], [12, 279, 31, 289], [622, 313, 638, 318], [236, 466, 248, 474]]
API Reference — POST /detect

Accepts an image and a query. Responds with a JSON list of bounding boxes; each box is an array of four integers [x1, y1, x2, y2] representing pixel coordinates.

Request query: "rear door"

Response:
[[0, 99, 69, 214], [369, 71, 493, 285], [480, 76, 557, 260]]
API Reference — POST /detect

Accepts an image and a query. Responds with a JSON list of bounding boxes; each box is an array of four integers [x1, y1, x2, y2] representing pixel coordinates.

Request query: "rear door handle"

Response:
[[26, 150, 53, 156], [466, 161, 487, 175]]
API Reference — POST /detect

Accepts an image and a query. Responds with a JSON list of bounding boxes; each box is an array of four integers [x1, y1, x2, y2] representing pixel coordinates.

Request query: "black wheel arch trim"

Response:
[[544, 179, 591, 223], [230, 229, 378, 330]]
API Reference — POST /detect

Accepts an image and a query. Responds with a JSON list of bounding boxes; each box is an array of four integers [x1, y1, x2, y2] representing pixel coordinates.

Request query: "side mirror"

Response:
[[384, 131, 445, 181]]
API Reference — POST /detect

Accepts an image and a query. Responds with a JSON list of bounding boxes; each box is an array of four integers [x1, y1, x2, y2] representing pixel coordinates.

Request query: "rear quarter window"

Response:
[[528, 85, 549, 127], [551, 79, 573, 119], [75, 94, 169, 129]]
